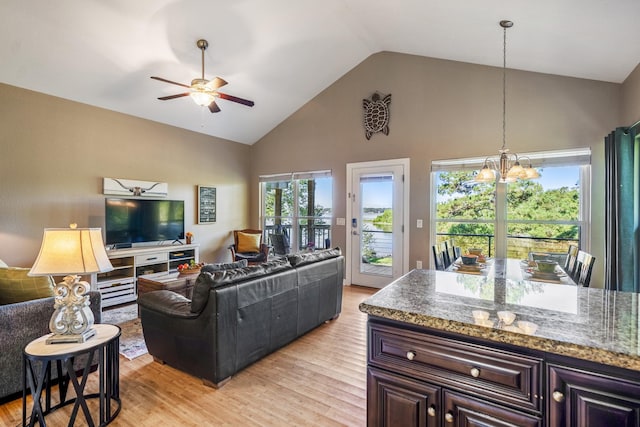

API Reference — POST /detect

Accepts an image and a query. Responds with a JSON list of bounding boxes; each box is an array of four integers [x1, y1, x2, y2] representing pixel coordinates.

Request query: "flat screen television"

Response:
[[105, 198, 185, 247]]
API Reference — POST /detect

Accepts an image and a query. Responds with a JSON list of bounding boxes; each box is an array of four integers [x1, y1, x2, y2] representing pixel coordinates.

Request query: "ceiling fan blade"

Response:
[[208, 101, 221, 113], [205, 77, 228, 90], [158, 93, 190, 100], [150, 76, 191, 89], [217, 92, 255, 107]]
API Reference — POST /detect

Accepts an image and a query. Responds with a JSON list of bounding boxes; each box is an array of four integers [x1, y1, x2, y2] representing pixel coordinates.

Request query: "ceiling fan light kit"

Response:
[[475, 20, 539, 184], [151, 39, 254, 113]]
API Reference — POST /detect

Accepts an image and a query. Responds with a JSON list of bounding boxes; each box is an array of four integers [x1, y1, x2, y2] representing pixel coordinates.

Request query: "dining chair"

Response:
[[444, 240, 457, 267], [574, 251, 596, 287], [563, 244, 579, 278], [432, 243, 447, 271]]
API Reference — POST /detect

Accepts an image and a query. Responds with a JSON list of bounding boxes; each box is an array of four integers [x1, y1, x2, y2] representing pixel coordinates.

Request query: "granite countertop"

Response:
[[359, 269, 640, 372]]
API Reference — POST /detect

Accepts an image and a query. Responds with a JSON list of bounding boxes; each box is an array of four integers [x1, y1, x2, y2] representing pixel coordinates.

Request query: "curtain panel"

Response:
[[604, 126, 640, 292]]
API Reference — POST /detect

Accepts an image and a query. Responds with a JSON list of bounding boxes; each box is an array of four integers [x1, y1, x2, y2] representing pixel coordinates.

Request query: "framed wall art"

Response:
[[198, 185, 216, 224]]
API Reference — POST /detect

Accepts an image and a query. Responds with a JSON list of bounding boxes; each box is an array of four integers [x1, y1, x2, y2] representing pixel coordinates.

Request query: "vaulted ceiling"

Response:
[[2, 0, 639, 145]]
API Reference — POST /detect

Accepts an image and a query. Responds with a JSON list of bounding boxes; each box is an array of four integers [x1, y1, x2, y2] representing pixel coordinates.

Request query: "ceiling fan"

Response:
[[151, 39, 254, 113]]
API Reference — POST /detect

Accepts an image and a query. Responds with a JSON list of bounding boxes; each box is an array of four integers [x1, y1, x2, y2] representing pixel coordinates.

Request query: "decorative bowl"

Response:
[[536, 260, 558, 273], [497, 310, 516, 325], [517, 321, 538, 335], [461, 254, 478, 265], [178, 267, 201, 276], [472, 310, 490, 321]]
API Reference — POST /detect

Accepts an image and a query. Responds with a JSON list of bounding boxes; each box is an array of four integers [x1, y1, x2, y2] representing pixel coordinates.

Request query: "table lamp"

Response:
[[29, 224, 113, 344]]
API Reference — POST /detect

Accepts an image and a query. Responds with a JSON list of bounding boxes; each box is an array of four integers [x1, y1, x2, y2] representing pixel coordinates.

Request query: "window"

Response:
[[431, 149, 590, 260], [260, 170, 332, 252]]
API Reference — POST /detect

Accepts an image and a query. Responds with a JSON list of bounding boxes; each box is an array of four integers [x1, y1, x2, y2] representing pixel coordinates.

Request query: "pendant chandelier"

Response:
[[475, 20, 539, 184]]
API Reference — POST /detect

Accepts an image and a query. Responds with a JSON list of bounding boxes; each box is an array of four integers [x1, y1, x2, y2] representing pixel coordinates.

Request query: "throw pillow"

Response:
[[0, 267, 55, 305], [0, 259, 7, 268], [236, 232, 261, 253]]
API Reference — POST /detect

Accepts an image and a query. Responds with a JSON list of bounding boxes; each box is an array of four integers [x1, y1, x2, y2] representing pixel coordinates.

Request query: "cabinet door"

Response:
[[443, 390, 541, 427], [367, 367, 440, 427], [548, 364, 640, 427]]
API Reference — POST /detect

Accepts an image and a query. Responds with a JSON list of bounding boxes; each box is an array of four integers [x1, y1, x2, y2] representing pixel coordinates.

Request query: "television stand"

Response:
[[90, 244, 199, 308]]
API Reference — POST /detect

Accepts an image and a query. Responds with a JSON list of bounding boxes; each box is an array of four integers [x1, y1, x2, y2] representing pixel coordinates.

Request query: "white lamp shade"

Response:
[[30, 227, 113, 276]]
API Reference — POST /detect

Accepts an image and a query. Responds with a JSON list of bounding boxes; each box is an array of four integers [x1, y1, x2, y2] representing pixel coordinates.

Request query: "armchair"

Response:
[[229, 229, 269, 265]]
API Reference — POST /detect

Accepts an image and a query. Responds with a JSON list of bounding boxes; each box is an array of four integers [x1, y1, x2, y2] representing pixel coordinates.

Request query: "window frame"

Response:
[[259, 170, 333, 252], [430, 149, 591, 261]]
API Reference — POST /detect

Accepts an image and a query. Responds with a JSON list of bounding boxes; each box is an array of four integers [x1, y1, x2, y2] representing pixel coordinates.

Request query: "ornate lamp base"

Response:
[[46, 327, 96, 344], [47, 275, 96, 345]]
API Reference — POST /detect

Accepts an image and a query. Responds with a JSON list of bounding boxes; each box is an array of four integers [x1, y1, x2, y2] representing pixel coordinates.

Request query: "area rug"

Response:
[[102, 303, 148, 360]]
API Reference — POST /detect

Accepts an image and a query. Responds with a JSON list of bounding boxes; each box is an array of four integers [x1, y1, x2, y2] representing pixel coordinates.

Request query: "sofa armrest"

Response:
[[137, 291, 199, 319]]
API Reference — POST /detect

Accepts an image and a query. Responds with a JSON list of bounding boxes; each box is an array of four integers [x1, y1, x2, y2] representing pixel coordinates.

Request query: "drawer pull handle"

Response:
[[147, 257, 158, 261], [445, 412, 454, 423], [552, 391, 565, 402], [406, 351, 416, 361], [427, 405, 436, 417], [470, 367, 480, 378]]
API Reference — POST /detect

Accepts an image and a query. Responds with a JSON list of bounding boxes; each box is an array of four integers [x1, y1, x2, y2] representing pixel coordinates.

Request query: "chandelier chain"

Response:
[[502, 24, 507, 151]]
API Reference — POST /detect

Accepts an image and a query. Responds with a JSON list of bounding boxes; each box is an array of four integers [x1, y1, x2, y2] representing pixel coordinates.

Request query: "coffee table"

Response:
[[137, 272, 197, 309]]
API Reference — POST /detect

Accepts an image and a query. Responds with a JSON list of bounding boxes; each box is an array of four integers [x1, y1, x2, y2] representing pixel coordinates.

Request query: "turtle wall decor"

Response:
[[362, 92, 391, 140]]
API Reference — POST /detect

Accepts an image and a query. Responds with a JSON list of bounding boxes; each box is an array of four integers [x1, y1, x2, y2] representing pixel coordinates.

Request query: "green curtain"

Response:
[[604, 126, 640, 292]]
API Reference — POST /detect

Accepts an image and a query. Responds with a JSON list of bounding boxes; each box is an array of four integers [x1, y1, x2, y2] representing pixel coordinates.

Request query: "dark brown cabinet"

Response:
[[368, 367, 440, 427], [367, 318, 640, 427], [367, 320, 542, 426], [548, 364, 640, 427]]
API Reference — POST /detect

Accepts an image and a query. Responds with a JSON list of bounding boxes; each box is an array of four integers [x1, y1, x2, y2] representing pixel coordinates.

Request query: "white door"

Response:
[[347, 159, 409, 288]]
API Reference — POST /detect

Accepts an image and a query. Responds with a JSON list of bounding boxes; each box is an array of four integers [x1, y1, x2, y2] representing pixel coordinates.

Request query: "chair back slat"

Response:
[[563, 244, 579, 278], [575, 250, 595, 287], [444, 240, 458, 267], [432, 243, 447, 271]]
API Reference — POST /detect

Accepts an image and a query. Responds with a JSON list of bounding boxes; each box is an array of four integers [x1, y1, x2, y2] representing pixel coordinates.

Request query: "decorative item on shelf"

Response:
[[177, 260, 204, 276], [186, 232, 193, 245], [363, 92, 391, 140], [29, 224, 113, 344], [475, 20, 540, 184]]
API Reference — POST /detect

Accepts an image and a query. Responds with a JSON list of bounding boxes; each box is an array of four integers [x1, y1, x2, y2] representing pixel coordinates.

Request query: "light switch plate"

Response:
[[417, 219, 423, 228], [336, 218, 346, 226]]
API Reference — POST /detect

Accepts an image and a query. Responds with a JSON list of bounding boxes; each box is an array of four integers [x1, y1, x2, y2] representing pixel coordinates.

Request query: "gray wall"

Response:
[[250, 51, 623, 287], [0, 83, 251, 267]]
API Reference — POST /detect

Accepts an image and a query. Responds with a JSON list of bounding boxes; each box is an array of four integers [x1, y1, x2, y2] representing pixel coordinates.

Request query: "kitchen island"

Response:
[[359, 269, 640, 426]]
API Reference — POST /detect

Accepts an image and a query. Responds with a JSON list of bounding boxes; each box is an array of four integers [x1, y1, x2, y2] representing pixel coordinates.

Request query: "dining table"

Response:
[[446, 256, 577, 286]]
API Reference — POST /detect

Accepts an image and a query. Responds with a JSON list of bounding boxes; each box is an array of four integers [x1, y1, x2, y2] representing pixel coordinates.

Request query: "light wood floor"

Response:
[[0, 285, 377, 427]]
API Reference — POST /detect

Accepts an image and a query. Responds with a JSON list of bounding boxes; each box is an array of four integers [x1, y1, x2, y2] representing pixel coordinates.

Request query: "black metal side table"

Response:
[[22, 324, 121, 426]]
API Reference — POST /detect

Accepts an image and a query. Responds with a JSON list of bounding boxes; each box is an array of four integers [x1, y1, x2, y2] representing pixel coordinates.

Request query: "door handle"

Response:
[[352, 231, 359, 235]]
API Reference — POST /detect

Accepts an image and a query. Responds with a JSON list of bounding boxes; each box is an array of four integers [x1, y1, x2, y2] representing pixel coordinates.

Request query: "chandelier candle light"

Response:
[[29, 224, 113, 344], [475, 20, 540, 184]]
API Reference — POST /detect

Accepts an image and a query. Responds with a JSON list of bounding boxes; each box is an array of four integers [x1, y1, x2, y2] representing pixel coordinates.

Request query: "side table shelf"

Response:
[[91, 244, 199, 308]]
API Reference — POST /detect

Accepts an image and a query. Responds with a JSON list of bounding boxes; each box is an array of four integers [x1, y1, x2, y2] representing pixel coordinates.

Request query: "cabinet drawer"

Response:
[[135, 252, 168, 265], [444, 390, 541, 426], [369, 322, 542, 412]]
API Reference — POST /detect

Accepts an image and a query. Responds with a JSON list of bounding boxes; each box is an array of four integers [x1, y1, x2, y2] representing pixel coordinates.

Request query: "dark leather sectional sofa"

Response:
[[138, 248, 344, 387]]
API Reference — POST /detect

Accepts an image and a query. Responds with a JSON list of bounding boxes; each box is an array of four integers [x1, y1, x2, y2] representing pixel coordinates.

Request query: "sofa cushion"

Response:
[[190, 258, 292, 314], [201, 259, 248, 273], [236, 231, 261, 253], [287, 247, 342, 268], [0, 268, 55, 305]]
